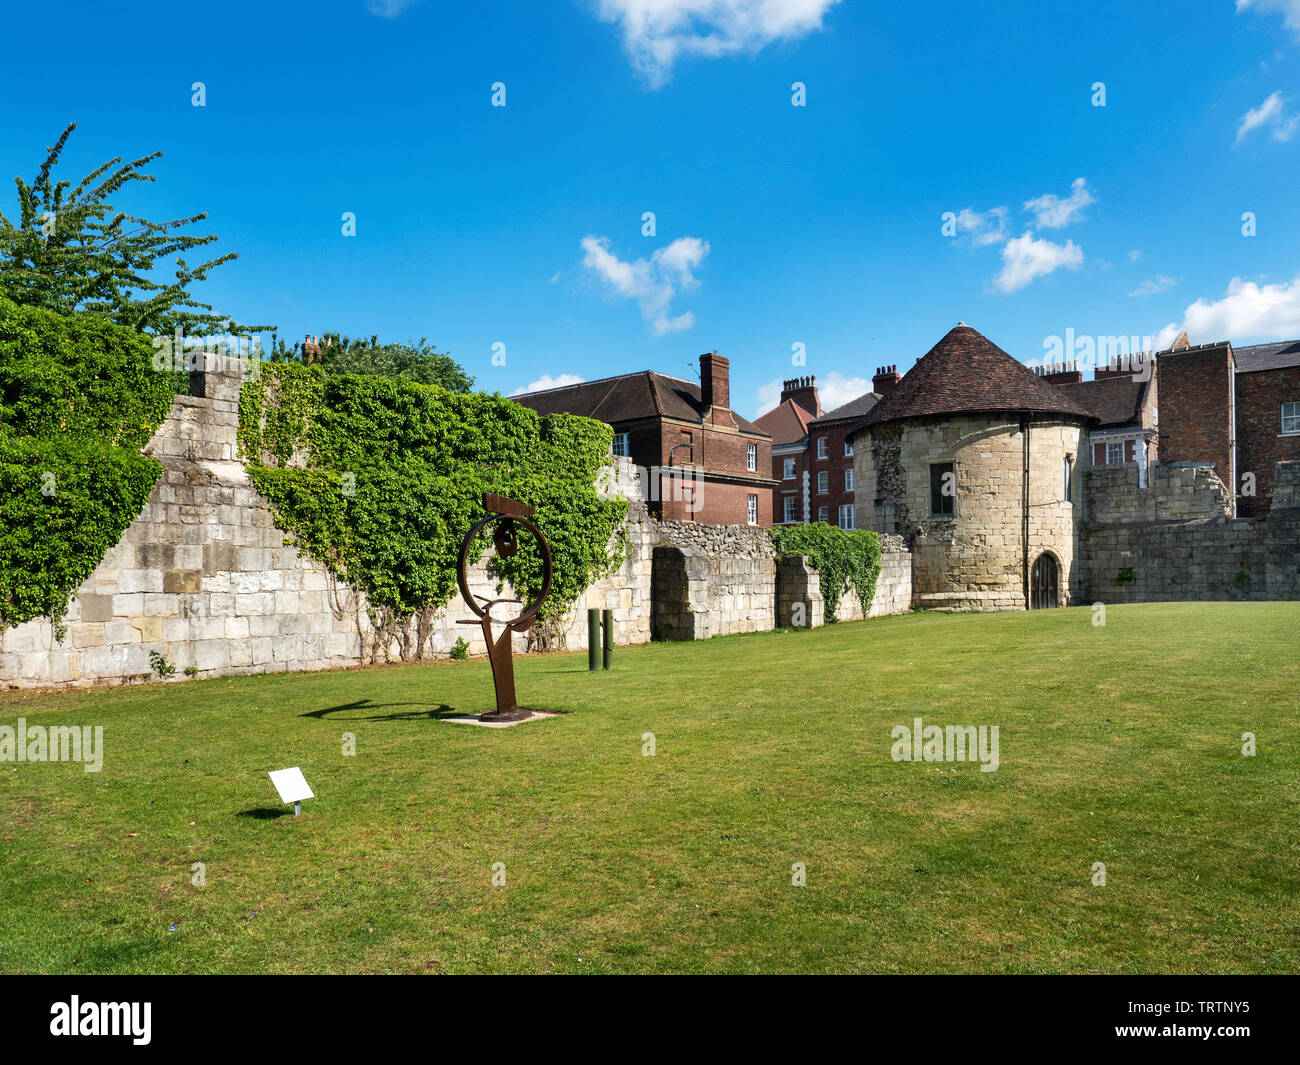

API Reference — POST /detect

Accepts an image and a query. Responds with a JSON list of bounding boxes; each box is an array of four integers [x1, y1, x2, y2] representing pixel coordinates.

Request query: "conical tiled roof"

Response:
[[863, 324, 1095, 426]]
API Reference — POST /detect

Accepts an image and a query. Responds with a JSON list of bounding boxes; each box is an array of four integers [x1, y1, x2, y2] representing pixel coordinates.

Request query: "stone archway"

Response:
[[1029, 552, 1060, 609]]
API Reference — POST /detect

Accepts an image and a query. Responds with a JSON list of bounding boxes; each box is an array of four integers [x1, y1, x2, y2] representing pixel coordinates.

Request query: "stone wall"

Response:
[[1081, 460, 1300, 602], [650, 519, 778, 639], [0, 376, 915, 688], [1084, 462, 1231, 525], [855, 414, 1086, 611]]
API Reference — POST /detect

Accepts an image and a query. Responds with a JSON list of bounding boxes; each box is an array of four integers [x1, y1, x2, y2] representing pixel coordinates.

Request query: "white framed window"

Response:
[[1105, 441, 1124, 465], [843, 439, 854, 457], [612, 432, 629, 457], [844, 468, 854, 491], [817, 506, 829, 523], [746, 442, 757, 472], [783, 496, 797, 523], [838, 504, 855, 530], [816, 437, 828, 459], [1063, 456, 1073, 500], [782, 457, 795, 480], [1283, 402, 1300, 435], [817, 471, 829, 494], [746, 493, 758, 525]]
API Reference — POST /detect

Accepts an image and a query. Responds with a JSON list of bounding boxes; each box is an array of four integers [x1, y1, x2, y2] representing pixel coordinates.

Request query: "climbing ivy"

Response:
[[0, 296, 172, 632], [770, 523, 882, 622], [239, 364, 627, 645]]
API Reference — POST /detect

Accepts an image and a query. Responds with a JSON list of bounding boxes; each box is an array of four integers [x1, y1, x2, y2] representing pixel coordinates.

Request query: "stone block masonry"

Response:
[[0, 373, 916, 688]]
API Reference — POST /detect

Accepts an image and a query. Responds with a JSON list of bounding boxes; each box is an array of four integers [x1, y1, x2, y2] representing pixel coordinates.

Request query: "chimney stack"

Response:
[[1041, 360, 1083, 384], [873, 365, 901, 395], [700, 351, 730, 411], [779, 375, 822, 415]]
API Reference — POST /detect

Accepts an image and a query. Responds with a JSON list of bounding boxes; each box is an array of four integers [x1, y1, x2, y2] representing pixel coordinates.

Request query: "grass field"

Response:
[[1, 602, 1297, 974]]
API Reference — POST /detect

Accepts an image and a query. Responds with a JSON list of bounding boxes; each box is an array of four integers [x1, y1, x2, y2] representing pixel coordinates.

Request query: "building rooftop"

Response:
[[754, 397, 817, 446], [1055, 375, 1150, 430], [862, 324, 1095, 426], [1233, 338, 1300, 374], [514, 370, 770, 436]]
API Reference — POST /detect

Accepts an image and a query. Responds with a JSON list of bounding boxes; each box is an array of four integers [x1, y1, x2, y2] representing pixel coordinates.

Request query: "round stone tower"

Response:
[[851, 324, 1095, 610]]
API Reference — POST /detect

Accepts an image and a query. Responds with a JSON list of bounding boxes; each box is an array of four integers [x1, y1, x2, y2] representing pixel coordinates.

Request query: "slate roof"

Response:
[[863, 324, 1095, 426], [812, 391, 881, 427], [514, 370, 770, 436], [1055, 376, 1150, 430], [754, 398, 817, 446], [1233, 339, 1300, 373]]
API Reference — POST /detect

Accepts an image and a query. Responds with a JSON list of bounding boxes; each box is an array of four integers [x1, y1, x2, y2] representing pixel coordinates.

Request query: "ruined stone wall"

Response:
[[1084, 463, 1232, 524], [0, 379, 914, 687], [1081, 460, 1300, 603]]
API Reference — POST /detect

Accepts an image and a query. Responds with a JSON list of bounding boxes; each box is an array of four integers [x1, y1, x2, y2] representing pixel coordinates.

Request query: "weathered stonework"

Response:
[[0, 379, 915, 688], [855, 414, 1086, 610]]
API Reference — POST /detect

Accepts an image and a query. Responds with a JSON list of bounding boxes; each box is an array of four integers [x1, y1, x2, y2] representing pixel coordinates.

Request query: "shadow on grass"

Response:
[[300, 700, 460, 722], [237, 807, 291, 820]]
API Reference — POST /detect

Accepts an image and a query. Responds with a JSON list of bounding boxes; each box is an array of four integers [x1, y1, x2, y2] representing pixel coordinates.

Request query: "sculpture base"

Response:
[[440, 709, 558, 729], [478, 706, 539, 723]]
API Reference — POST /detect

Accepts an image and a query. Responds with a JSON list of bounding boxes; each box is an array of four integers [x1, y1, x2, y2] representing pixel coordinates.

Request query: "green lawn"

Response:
[[2, 602, 1297, 974]]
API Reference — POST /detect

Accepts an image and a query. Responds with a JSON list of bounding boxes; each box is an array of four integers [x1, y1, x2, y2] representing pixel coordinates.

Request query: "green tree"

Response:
[[266, 331, 474, 392], [0, 122, 268, 336]]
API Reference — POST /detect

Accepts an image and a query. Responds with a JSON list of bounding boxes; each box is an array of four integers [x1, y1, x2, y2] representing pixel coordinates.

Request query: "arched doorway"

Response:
[[1029, 552, 1059, 609]]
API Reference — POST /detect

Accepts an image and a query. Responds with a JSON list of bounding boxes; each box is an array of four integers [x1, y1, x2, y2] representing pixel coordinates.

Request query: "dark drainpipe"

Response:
[[1021, 413, 1031, 610]]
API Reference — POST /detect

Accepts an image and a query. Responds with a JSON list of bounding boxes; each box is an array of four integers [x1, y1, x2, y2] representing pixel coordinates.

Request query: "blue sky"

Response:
[[3, 0, 1299, 418]]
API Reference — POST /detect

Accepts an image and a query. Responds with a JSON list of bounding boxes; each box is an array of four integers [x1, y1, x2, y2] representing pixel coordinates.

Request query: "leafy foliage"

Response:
[[0, 297, 171, 632], [239, 364, 626, 640], [265, 332, 474, 391], [0, 123, 268, 336], [769, 523, 883, 622]]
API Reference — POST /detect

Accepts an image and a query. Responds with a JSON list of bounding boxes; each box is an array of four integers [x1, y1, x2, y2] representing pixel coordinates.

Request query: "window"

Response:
[[844, 439, 854, 457], [746, 494, 758, 525], [746, 443, 757, 472], [612, 432, 629, 457], [1283, 402, 1300, 435], [838, 504, 855, 530], [782, 458, 795, 480], [1062, 456, 1073, 501], [817, 506, 829, 523], [844, 468, 854, 492], [816, 437, 828, 459], [783, 496, 797, 523], [817, 471, 829, 494], [930, 462, 954, 516], [1106, 441, 1125, 465]]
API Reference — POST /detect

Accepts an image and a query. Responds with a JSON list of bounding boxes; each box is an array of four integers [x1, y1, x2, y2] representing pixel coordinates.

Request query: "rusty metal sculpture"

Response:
[[456, 493, 553, 721]]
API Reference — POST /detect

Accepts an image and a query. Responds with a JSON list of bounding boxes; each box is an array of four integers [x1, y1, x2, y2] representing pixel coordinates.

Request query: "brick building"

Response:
[[514, 352, 776, 527], [755, 369, 898, 528], [1224, 339, 1300, 516], [753, 377, 820, 525], [1043, 354, 1159, 478]]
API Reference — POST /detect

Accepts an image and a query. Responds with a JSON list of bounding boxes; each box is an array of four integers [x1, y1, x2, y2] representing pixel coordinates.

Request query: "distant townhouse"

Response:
[[514, 352, 777, 527]]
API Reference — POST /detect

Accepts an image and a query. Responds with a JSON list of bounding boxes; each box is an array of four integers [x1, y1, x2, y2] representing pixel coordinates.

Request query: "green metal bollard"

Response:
[[602, 608, 613, 670], [588, 609, 601, 671]]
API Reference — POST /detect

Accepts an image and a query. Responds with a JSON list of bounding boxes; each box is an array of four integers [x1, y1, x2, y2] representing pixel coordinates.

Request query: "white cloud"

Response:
[[955, 206, 1009, 247], [365, 0, 419, 16], [993, 232, 1083, 293], [1129, 274, 1178, 298], [1237, 0, 1300, 40], [1158, 275, 1300, 342], [511, 373, 586, 396], [754, 369, 871, 417], [594, 0, 840, 87], [1234, 91, 1299, 143], [580, 234, 710, 335], [1128, 249, 1142, 262], [1023, 178, 1095, 229]]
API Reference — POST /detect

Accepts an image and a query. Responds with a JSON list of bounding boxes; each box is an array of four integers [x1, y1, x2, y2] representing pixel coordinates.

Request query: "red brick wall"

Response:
[[772, 446, 808, 524], [612, 416, 773, 526], [807, 420, 857, 526], [1155, 345, 1235, 494], [1236, 366, 1300, 517], [1091, 439, 1140, 465]]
